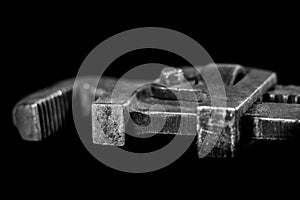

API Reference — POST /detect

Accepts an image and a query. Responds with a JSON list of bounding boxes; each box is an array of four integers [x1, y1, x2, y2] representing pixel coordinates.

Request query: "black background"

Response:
[[4, 7, 300, 193]]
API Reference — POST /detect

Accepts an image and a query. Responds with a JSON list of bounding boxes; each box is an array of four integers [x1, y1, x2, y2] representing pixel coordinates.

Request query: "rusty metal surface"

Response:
[[12, 76, 115, 141], [14, 64, 300, 160], [197, 67, 276, 158], [149, 64, 276, 158], [91, 64, 277, 158], [92, 80, 148, 145]]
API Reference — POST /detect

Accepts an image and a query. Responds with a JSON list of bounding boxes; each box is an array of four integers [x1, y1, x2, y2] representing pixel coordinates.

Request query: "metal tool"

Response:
[[12, 64, 300, 158], [92, 64, 278, 158], [13, 78, 74, 141], [12, 76, 105, 141]]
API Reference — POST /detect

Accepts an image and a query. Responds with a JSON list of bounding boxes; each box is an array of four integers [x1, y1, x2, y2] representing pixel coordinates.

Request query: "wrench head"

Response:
[[92, 64, 277, 158]]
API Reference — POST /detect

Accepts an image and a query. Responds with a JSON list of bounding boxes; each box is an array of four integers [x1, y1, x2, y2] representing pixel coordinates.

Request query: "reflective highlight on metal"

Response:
[[12, 77, 106, 141], [12, 79, 73, 141], [12, 64, 300, 160], [91, 64, 277, 158], [244, 85, 300, 140]]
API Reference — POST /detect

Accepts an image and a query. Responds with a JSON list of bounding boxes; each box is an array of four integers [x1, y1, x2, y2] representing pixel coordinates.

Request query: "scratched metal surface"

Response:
[[245, 103, 300, 140], [91, 64, 277, 158], [243, 85, 300, 141], [12, 76, 117, 141], [196, 67, 276, 158], [14, 64, 299, 160]]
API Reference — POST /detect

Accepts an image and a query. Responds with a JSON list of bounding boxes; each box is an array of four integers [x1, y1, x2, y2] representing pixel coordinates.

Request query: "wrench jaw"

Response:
[[197, 68, 277, 158], [92, 103, 126, 146], [91, 80, 148, 146], [91, 89, 128, 146], [91, 80, 196, 146], [91, 64, 278, 159]]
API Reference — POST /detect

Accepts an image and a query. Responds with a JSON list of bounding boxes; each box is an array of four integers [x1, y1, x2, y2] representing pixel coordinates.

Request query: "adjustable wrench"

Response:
[[12, 64, 300, 158]]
